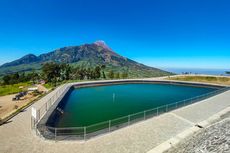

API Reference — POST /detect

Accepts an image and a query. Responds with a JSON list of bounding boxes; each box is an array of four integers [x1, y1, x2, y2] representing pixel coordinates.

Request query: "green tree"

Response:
[[27, 71, 40, 84], [85, 68, 92, 80], [121, 72, 128, 79], [19, 72, 26, 82], [71, 67, 81, 80], [115, 72, 120, 79], [60, 63, 72, 81], [42, 62, 61, 86], [2, 72, 33, 85], [102, 71, 106, 79], [94, 66, 101, 79], [78, 68, 86, 80], [2, 75, 10, 85], [12, 72, 20, 84], [108, 70, 114, 79], [101, 65, 106, 79]]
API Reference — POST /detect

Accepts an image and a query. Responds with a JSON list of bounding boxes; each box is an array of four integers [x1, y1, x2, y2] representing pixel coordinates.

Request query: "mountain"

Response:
[[0, 41, 172, 77]]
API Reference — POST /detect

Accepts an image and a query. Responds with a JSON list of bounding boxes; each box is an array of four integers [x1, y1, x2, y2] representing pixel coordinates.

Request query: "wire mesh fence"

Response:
[[31, 84, 70, 129], [32, 83, 229, 141]]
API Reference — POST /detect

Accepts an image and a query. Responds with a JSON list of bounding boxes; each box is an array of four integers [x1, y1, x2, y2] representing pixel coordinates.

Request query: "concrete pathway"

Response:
[[0, 80, 230, 153], [165, 115, 230, 153]]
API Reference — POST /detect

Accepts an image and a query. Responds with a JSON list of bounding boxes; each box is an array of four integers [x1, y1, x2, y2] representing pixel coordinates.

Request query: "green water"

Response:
[[54, 83, 217, 127]]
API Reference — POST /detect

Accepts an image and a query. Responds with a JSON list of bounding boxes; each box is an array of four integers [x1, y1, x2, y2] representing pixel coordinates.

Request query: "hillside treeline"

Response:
[[1, 62, 128, 86]]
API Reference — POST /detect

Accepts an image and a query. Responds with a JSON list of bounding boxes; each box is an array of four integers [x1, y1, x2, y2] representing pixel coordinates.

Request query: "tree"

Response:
[[121, 72, 128, 79], [60, 63, 72, 81], [108, 70, 114, 79], [2, 75, 10, 85], [94, 66, 101, 79], [101, 65, 106, 79], [2, 72, 20, 85], [101, 65, 106, 69], [85, 68, 92, 80], [115, 72, 120, 79], [12, 73, 20, 83], [27, 71, 39, 84], [71, 67, 82, 80], [77, 68, 86, 80], [19, 72, 26, 82], [102, 71, 106, 79], [226, 71, 230, 75], [42, 62, 61, 86]]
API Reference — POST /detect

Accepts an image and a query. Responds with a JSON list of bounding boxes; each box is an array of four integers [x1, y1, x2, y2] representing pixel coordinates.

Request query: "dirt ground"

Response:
[[0, 84, 49, 119], [0, 94, 38, 118]]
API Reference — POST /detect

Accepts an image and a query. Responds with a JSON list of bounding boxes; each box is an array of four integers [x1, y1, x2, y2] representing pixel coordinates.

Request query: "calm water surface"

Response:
[[52, 83, 218, 127]]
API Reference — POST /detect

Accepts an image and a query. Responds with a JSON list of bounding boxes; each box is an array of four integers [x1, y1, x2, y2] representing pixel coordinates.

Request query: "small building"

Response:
[[28, 87, 38, 91]]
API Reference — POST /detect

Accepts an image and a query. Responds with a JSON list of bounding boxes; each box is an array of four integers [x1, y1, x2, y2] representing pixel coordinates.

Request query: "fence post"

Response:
[[55, 128, 57, 142], [31, 116, 33, 129], [37, 109, 40, 121], [166, 105, 168, 112], [109, 120, 111, 132], [157, 107, 159, 116], [144, 111, 146, 120], [35, 123, 38, 136], [31, 116, 36, 129], [128, 115, 130, 125], [48, 99, 50, 107], [84, 127, 86, 141], [176, 102, 177, 108]]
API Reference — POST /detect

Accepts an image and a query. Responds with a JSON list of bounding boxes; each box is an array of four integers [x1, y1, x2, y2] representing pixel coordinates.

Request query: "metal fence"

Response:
[[32, 84, 70, 129], [33, 83, 229, 141]]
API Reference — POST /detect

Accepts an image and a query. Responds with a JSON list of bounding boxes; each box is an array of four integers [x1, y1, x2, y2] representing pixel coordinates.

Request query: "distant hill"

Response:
[[0, 41, 173, 78]]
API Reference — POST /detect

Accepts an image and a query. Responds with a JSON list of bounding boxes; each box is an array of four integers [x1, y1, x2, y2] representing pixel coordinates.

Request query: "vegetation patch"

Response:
[[0, 62, 130, 88], [168, 76, 230, 85], [0, 82, 31, 96], [43, 83, 54, 89]]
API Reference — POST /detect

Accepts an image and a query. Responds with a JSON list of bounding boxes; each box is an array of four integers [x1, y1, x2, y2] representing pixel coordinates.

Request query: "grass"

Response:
[[43, 83, 54, 89], [168, 75, 230, 85], [0, 82, 31, 96]]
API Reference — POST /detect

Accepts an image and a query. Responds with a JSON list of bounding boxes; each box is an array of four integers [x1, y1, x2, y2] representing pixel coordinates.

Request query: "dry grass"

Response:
[[167, 75, 230, 85]]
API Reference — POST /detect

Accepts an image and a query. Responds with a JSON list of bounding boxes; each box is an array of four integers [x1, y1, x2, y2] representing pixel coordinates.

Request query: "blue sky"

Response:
[[0, 0, 229, 69]]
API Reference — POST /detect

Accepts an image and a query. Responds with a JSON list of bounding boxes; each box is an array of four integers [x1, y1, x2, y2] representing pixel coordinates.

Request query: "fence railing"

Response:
[[33, 84, 229, 141], [32, 84, 70, 129]]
